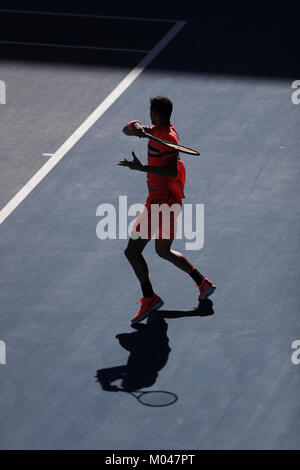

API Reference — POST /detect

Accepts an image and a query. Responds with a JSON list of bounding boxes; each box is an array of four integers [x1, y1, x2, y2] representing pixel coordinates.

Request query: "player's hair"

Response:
[[150, 96, 173, 122]]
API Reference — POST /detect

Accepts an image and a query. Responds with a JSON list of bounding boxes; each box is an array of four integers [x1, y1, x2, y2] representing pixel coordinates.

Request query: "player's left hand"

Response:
[[117, 151, 144, 171]]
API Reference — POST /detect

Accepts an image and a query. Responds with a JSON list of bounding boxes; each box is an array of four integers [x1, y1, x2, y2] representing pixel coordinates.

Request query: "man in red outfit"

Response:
[[118, 96, 215, 324]]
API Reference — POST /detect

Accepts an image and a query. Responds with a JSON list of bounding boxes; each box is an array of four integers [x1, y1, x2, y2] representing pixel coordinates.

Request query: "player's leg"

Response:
[[155, 238, 195, 273], [155, 238, 216, 300], [124, 236, 150, 285], [155, 191, 216, 300], [124, 236, 164, 323], [154, 195, 196, 273]]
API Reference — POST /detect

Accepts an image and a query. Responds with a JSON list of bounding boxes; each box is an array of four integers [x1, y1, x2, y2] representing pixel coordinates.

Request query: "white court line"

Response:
[[0, 8, 178, 23], [0, 40, 150, 54], [0, 20, 186, 225]]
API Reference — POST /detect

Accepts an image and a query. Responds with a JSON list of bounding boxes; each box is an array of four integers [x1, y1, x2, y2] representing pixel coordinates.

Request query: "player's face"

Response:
[[150, 107, 159, 125]]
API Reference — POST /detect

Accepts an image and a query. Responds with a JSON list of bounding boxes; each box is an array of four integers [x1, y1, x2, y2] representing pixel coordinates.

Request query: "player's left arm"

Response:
[[118, 152, 178, 177], [143, 153, 178, 177]]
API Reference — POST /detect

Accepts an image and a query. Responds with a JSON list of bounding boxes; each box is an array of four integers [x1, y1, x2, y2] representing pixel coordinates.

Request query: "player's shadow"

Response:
[[96, 299, 214, 396], [96, 316, 171, 393], [152, 298, 215, 320]]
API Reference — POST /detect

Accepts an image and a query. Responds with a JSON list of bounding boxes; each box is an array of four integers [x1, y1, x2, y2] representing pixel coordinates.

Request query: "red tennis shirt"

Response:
[[143, 123, 186, 200]]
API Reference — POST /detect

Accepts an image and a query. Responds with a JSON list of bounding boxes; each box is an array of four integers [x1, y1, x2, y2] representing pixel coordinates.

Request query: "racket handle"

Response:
[[144, 132, 161, 144]]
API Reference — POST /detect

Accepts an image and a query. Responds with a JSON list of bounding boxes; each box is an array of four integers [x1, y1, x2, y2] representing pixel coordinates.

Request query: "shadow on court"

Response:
[[0, 5, 298, 79], [96, 300, 214, 403], [96, 317, 171, 393], [156, 298, 214, 320]]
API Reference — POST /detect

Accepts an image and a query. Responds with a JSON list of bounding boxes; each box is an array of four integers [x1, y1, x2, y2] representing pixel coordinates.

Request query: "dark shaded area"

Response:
[[0, 44, 144, 68], [155, 298, 214, 320], [96, 300, 213, 394], [0, 11, 172, 50], [0, 10, 170, 67], [0, 3, 299, 78], [96, 317, 171, 393]]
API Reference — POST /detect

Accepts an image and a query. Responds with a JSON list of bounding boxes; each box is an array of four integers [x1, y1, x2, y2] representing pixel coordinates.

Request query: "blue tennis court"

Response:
[[0, 6, 299, 450]]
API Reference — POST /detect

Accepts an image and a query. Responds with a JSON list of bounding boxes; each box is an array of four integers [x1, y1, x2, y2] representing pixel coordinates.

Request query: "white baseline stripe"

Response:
[[0, 40, 150, 53], [0, 20, 186, 225]]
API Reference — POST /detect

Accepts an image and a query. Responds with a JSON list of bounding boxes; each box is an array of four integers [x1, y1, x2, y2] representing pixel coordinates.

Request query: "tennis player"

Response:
[[118, 96, 216, 324]]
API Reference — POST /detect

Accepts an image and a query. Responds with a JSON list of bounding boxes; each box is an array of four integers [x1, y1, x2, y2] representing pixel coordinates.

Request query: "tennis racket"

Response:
[[144, 132, 200, 156]]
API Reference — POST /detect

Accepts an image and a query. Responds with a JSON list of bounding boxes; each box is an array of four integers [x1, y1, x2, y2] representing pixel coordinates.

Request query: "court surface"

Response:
[[0, 7, 299, 450]]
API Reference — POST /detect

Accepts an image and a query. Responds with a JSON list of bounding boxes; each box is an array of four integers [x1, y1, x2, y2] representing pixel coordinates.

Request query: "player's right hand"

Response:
[[133, 122, 146, 138]]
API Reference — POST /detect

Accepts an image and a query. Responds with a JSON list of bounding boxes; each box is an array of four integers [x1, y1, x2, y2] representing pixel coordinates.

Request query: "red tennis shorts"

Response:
[[131, 189, 182, 240]]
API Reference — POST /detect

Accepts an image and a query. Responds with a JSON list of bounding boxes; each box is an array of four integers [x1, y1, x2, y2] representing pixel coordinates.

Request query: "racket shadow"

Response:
[[119, 389, 178, 407], [96, 316, 175, 404]]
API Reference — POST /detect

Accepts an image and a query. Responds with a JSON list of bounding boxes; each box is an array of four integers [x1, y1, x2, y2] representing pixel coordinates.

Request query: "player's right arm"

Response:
[[122, 120, 146, 138]]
